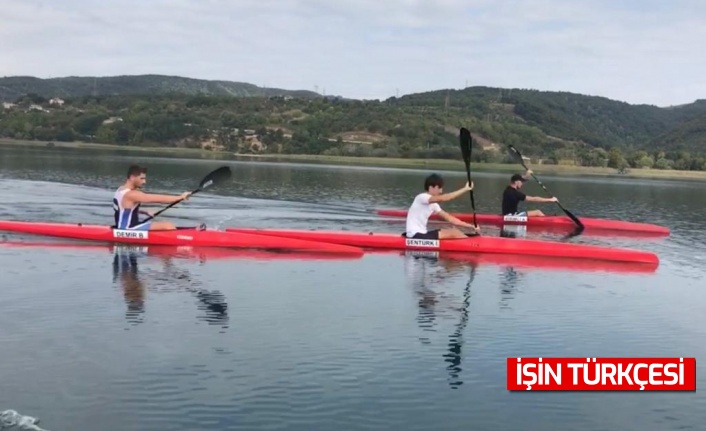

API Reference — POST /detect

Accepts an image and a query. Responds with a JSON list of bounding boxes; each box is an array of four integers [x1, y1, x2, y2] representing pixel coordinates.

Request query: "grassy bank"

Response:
[[0, 138, 215, 156], [3, 138, 706, 181], [230, 154, 706, 180]]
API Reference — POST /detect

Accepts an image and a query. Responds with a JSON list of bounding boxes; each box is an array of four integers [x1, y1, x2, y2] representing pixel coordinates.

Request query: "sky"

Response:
[[1, 0, 704, 107]]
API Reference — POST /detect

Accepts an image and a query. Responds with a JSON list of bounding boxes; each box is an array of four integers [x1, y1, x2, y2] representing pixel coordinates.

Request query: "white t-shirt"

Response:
[[405, 193, 442, 237]]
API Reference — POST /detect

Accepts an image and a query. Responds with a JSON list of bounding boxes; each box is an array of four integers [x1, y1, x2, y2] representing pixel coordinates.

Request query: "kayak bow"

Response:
[[225, 228, 660, 265]]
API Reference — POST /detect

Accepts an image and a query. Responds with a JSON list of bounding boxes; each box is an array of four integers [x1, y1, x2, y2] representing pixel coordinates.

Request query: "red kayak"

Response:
[[0, 240, 364, 261], [0, 220, 364, 256], [225, 228, 660, 265], [375, 209, 670, 237]]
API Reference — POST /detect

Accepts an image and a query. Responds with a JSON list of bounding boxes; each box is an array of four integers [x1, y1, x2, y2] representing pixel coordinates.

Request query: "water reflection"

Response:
[[403, 251, 477, 389], [111, 245, 229, 329], [499, 225, 528, 239], [498, 268, 520, 310], [443, 266, 475, 389]]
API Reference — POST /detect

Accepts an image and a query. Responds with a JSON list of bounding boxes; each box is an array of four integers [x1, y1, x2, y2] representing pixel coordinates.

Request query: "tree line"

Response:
[[1, 91, 705, 171]]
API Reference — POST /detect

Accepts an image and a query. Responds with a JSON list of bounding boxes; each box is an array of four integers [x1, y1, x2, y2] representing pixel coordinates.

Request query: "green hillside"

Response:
[[1, 75, 704, 171], [392, 87, 706, 152], [0, 75, 320, 100]]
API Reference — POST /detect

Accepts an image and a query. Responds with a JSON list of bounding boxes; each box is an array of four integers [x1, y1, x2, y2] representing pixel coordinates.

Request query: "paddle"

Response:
[[140, 166, 232, 223], [507, 145, 584, 231], [459, 128, 478, 229]]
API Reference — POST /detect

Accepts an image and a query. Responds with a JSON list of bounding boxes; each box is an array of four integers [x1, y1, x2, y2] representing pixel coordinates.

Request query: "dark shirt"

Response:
[[502, 186, 526, 215]]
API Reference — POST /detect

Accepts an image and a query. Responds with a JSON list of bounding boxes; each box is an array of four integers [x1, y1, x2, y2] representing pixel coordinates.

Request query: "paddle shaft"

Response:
[[509, 145, 584, 229], [138, 166, 231, 223], [141, 188, 199, 223]]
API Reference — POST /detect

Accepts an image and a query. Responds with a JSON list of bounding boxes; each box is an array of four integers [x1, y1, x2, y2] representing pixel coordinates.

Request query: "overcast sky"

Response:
[[2, 0, 703, 107]]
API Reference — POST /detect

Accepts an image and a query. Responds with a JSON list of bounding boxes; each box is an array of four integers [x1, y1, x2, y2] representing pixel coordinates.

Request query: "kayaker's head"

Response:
[[510, 173, 527, 189], [424, 173, 444, 196], [126, 165, 147, 189]]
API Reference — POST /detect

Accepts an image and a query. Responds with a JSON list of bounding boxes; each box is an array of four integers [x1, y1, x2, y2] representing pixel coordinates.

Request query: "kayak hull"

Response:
[[225, 228, 660, 265], [375, 209, 670, 237], [0, 221, 364, 255]]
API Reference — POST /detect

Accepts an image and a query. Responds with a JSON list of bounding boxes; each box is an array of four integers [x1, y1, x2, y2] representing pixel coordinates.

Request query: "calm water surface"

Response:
[[1, 145, 705, 431]]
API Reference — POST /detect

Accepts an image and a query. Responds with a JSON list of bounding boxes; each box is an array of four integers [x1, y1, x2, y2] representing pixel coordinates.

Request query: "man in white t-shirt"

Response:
[[405, 173, 481, 240]]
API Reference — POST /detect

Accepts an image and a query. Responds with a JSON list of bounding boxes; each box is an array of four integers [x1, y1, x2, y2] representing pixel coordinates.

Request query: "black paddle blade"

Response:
[[508, 145, 528, 169], [559, 205, 584, 230], [459, 128, 472, 167], [561, 225, 586, 241], [459, 127, 478, 228], [198, 166, 232, 191]]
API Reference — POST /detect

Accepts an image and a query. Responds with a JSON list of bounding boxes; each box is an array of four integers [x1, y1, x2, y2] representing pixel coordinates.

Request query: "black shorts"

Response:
[[409, 229, 440, 240]]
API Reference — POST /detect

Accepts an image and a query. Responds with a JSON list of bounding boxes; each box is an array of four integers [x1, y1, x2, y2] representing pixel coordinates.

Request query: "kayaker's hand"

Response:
[[464, 181, 474, 191], [549, 196, 558, 202], [525, 169, 533, 176], [179, 191, 192, 201]]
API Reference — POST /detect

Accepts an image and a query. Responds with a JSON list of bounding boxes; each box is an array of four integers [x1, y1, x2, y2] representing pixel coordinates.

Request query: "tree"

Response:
[[636, 155, 655, 169], [653, 157, 673, 170]]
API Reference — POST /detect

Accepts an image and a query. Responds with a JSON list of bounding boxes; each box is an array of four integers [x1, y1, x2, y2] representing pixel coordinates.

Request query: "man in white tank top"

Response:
[[113, 165, 192, 230], [405, 173, 480, 240]]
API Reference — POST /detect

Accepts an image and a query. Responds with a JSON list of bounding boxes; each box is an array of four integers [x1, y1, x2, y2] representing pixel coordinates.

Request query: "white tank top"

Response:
[[113, 187, 141, 228]]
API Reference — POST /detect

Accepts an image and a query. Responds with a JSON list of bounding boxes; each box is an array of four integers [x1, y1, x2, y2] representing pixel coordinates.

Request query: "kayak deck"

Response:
[[225, 228, 660, 265], [0, 221, 364, 255], [375, 209, 670, 236]]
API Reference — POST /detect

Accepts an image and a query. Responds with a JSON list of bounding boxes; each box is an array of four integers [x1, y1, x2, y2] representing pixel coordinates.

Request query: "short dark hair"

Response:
[[424, 173, 444, 190], [127, 165, 147, 178]]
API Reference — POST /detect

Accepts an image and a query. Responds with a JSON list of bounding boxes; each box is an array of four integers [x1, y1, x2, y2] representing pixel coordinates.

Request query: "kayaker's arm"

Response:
[[126, 190, 191, 205], [436, 210, 481, 232], [428, 182, 474, 203], [526, 196, 558, 203]]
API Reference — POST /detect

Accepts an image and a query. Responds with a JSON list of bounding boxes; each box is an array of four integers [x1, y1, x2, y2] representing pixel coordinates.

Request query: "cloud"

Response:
[[1, 0, 704, 106]]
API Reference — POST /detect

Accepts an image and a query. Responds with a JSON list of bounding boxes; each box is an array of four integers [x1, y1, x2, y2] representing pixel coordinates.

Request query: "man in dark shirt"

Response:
[[502, 171, 558, 216]]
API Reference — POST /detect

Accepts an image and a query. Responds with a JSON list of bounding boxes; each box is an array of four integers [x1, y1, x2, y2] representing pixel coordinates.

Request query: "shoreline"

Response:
[[3, 138, 706, 181]]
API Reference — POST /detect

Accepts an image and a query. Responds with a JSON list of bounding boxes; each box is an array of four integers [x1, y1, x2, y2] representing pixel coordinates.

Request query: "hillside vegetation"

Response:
[[1, 75, 705, 171], [0, 75, 320, 100]]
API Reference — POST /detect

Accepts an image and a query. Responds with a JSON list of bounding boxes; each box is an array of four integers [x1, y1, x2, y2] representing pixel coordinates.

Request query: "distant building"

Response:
[[28, 104, 48, 112], [49, 98, 65, 106], [102, 116, 123, 125], [2, 102, 15, 109]]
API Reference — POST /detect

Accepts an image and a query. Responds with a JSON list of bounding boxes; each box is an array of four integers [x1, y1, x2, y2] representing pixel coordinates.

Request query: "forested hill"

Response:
[[1, 75, 705, 171], [391, 87, 706, 153], [0, 75, 321, 100]]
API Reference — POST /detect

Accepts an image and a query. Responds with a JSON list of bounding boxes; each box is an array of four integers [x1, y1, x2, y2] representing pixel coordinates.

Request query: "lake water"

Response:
[[1, 145, 704, 431]]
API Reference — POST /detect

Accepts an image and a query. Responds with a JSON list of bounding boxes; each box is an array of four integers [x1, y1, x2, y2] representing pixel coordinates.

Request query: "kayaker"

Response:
[[502, 170, 558, 217], [113, 165, 192, 230], [405, 173, 481, 240]]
